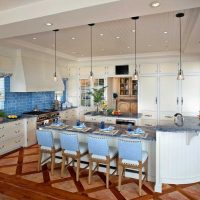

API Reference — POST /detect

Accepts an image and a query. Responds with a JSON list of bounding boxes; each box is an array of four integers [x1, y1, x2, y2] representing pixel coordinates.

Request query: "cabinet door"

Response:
[[181, 75, 200, 116], [27, 117, 37, 146], [159, 63, 178, 74], [79, 66, 90, 78], [139, 76, 158, 112], [159, 76, 179, 113], [139, 64, 158, 75]]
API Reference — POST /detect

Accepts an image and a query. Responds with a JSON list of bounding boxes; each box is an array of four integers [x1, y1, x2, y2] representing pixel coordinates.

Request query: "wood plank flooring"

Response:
[[0, 145, 200, 200]]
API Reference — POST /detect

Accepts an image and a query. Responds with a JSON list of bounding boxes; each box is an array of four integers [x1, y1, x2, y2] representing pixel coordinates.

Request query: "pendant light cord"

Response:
[[91, 25, 93, 74], [55, 30, 57, 76], [135, 19, 137, 72], [179, 16, 182, 70]]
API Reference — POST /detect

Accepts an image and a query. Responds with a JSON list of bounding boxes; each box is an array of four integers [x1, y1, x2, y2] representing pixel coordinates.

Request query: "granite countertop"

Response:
[[40, 120, 156, 141], [84, 112, 142, 119], [0, 115, 36, 124], [57, 107, 78, 111], [157, 116, 200, 132]]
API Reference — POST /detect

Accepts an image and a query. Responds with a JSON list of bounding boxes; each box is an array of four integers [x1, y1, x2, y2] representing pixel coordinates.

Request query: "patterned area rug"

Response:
[[0, 145, 200, 200]]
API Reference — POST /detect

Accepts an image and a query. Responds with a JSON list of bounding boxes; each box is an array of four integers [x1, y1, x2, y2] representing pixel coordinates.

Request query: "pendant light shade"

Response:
[[131, 16, 139, 80], [53, 29, 59, 82], [176, 13, 184, 80], [88, 23, 95, 82]]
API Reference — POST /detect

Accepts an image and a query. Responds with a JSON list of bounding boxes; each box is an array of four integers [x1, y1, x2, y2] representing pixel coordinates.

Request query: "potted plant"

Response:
[[0, 110, 6, 122], [88, 86, 107, 114]]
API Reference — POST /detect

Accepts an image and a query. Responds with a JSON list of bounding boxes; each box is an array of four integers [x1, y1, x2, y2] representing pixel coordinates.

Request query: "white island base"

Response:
[[155, 130, 200, 193]]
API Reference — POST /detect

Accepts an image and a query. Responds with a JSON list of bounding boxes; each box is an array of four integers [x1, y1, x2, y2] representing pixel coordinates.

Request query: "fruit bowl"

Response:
[[111, 110, 121, 116]]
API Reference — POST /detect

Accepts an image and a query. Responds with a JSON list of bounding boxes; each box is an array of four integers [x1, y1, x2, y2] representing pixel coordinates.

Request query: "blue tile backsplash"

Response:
[[4, 77, 55, 115]]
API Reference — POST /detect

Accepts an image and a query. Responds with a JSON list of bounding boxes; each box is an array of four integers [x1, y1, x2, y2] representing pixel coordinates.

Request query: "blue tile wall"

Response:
[[4, 77, 55, 115]]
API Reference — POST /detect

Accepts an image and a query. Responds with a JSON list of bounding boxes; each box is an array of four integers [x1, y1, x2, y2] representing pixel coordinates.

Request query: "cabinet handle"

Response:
[[177, 97, 179, 105], [181, 97, 183, 105], [144, 114, 152, 117], [155, 97, 158, 104], [144, 124, 153, 127]]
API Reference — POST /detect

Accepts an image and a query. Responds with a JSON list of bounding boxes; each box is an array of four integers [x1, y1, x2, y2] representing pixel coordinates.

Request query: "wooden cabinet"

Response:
[[119, 78, 137, 96], [0, 120, 25, 155]]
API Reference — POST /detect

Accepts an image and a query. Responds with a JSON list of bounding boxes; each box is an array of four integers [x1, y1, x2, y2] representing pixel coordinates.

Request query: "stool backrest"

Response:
[[88, 135, 109, 156], [60, 132, 79, 152], [118, 139, 142, 161], [36, 130, 54, 148]]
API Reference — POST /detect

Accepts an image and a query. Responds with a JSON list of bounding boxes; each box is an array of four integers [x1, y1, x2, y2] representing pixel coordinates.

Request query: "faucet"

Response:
[[174, 113, 184, 126]]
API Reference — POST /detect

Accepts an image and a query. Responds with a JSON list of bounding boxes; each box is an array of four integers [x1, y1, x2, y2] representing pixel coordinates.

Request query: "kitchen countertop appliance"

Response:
[[23, 110, 59, 126]]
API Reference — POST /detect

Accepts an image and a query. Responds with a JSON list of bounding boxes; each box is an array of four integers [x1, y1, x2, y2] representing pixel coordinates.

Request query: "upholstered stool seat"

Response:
[[88, 135, 118, 188], [118, 139, 148, 196], [36, 130, 61, 176], [60, 133, 88, 181]]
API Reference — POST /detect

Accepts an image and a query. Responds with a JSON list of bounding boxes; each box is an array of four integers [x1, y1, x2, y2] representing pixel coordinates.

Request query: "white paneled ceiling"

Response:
[[5, 7, 200, 59], [0, 0, 44, 11]]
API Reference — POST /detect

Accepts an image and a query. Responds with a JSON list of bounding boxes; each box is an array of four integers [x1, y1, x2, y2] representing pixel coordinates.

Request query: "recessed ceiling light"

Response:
[[32, 37, 37, 40], [71, 37, 76, 40], [164, 31, 168, 34], [45, 22, 53, 26], [116, 36, 120, 39], [127, 46, 130, 49], [150, 1, 160, 7], [132, 29, 135, 32], [100, 33, 104, 36]]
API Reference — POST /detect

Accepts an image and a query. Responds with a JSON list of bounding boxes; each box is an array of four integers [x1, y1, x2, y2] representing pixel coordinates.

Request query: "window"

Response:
[[0, 78, 5, 109]]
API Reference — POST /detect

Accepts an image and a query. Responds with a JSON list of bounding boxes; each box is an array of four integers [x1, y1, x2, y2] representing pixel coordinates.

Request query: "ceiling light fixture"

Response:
[[88, 23, 95, 82], [72, 37, 76, 40], [32, 37, 37, 40], [46, 22, 53, 26], [116, 36, 120, 39], [164, 31, 168, 34], [100, 33, 104, 36], [53, 29, 59, 82], [150, 1, 160, 7], [132, 29, 135, 32], [131, 16, 139, 80], [176, 12, 185, 80]]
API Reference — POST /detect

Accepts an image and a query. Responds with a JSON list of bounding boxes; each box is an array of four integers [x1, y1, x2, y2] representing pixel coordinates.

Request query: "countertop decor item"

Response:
[[53, 29, 59, 82], [131, 16, 139, 80], [176, 12, 184, 80], [88, 86, 107, 113], [0, 110, 6, 122]]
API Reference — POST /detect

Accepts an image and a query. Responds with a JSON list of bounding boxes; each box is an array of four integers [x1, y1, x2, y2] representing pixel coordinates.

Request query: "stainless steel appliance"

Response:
[[23, 110, 59, 126]]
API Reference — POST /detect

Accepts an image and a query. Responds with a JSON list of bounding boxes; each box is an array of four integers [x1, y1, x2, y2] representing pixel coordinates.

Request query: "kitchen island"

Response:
[[155, 117, 200, 192], [40, 120, 156, 182]]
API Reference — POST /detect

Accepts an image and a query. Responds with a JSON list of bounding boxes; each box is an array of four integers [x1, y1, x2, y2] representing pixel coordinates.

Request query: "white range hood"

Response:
[[11, 49, 64, 92]]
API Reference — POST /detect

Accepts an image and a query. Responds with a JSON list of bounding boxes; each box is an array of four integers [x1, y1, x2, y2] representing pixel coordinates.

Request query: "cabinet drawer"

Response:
[[139, 119, 157, 127], [141, 112, 157, 120], [105, 117, 116, 124], [159, 112, 174, 121]]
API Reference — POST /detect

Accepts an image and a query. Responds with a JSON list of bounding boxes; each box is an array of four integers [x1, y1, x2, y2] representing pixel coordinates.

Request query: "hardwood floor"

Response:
[[0, 145, 200, 200]]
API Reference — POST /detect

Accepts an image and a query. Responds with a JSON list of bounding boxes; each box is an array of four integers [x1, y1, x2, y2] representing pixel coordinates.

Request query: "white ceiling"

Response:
[[0, 0, 44, 11], [0, 0, 200, 60], [6, 7, 200, 59]]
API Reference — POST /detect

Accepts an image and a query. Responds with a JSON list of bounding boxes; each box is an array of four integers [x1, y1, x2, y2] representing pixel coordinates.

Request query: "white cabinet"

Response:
[[139, 76, 158, 115], [0, 120, 25, 155], [24, 117, 37, 147], [181, 75, 200, 116], [159, 63, 178, 74], [159, 76, 179, 112], [106, 66, 115, 77], [139, 64, 158, 75]]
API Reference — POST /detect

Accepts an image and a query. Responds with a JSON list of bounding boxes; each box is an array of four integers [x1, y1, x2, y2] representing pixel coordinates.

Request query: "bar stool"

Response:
[[36, 130, 61, 175], [60, 132, 88, 181], [88, 135, 118, 188], [118, 139, 148, 196]]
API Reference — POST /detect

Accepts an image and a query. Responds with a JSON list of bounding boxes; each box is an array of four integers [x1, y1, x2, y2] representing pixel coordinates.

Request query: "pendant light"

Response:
[[176, 13, 184, 80], [131, 16, 139, 80], [53, 29, 59, 82], [88, 23, 95, 82]]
